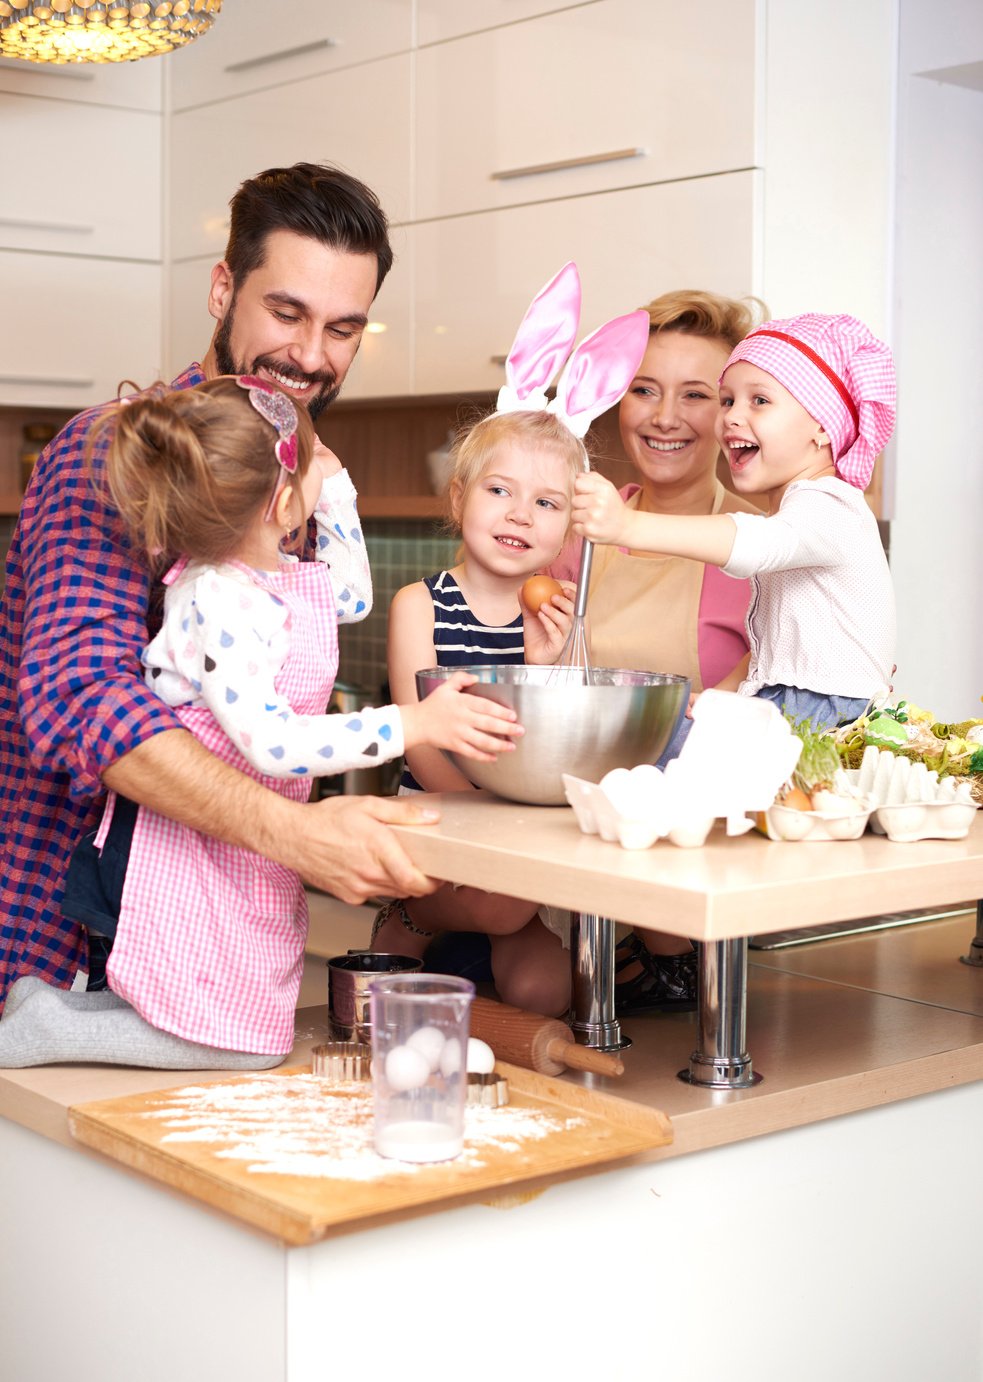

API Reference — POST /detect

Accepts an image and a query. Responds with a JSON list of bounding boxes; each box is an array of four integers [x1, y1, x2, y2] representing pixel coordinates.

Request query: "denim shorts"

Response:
[[755, 684, 869, 732]]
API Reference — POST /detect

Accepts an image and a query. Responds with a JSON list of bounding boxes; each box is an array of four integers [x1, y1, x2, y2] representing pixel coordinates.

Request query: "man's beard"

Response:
[[213, 302, 341, 422]]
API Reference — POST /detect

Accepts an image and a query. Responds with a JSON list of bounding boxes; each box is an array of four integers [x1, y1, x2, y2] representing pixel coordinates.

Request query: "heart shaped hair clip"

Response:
[[236, 375, 301, 520]]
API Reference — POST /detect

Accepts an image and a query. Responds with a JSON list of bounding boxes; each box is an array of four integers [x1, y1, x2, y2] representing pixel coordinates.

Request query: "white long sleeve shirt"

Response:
[[722, 476, 895, 700], [141, 469, 406, 778]]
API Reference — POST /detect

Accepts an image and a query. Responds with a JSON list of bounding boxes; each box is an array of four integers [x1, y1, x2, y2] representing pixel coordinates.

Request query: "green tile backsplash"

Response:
[[337, 520, 460, 700]]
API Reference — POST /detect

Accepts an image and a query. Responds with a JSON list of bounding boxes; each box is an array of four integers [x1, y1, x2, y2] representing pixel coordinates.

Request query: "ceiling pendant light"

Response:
[[0, 1, 222, 65]]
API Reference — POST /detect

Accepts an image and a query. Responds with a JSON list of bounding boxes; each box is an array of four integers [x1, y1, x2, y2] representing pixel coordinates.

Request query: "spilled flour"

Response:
[[140, 1074, 586, 1180]]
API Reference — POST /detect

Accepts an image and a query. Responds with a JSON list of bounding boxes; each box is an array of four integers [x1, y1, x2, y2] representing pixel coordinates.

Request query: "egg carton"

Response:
[[840, 746, 977, 842], [562, 770, 750, 850], [758, 801, 871, 843]]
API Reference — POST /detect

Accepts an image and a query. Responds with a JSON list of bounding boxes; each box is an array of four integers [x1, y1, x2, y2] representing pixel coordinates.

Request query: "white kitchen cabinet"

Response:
[[415, 0, 599, 46], [166, 229, 413, 402], [165, 0, 413, 111], [411, 172, 758, 396], [334, 224, 413, 399], [168, 53, 412, 263], [166, 257, 214, 378], [0, 93, 161, 259], [0, 253, 161, 410], [414, 0, 757, 222], [0, 52, 162, 110]]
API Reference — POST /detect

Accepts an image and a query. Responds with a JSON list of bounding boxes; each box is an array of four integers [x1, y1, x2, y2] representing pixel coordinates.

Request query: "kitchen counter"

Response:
[[389, 791, 983, 940], [4, 837, 983, 1379]]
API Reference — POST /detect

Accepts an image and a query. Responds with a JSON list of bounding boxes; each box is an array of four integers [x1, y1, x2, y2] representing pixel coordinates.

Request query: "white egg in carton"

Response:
[[563, 690, 803, 850], [839, 746, 977, 842], [759, 797, 871, 843]]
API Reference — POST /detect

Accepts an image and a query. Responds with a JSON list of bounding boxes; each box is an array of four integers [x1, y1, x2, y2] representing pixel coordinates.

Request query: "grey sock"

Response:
[[0, 985, 285, 1071], [3, 976, 130, 1018]]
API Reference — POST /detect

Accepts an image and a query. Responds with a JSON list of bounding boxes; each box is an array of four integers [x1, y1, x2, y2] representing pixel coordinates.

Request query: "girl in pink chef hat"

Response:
[[572, 312, 897, 732]]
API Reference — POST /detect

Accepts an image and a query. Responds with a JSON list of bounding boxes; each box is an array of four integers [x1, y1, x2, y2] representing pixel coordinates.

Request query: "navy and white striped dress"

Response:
[[400, 570, 523, 791]]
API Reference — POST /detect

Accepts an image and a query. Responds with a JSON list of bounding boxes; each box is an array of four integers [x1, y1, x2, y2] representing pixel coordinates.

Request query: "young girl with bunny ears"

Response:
[[0, 375, 522, 1070], [573, 313, 897, 732], [375, 264, 649, 1016]]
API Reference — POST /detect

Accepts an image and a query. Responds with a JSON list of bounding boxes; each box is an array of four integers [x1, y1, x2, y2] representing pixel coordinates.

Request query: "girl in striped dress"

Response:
[[376, 262, 649, 1015], [377, 409, 581, 1016]]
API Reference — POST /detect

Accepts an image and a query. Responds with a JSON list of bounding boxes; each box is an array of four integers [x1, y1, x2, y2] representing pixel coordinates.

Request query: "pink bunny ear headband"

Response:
[[496, 262, 650, 442], [235, 374, 301, 521]]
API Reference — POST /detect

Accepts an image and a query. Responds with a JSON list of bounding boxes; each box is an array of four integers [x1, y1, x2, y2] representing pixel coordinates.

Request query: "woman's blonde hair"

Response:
[[95, 376, 315, 567], [642, 289, 767, 351], [446, 409, 584, 531]]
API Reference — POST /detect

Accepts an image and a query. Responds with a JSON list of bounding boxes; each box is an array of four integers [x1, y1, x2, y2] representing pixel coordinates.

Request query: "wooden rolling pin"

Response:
[[469, 995, 624, 1078]]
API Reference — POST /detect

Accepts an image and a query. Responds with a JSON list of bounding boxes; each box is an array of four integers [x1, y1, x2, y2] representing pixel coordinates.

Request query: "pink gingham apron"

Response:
[[105, 561, 338, 1055]]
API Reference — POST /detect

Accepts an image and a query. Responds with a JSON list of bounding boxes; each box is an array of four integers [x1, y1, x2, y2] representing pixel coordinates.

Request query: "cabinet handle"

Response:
[[491, 147, 646, 182], [0, 217, 93, 236], [0, 374, 94, 388], [225, 38, 338, 74]]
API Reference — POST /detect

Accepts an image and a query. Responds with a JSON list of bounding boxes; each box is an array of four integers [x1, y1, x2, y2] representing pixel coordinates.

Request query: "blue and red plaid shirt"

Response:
[[0, 365, 205, 1007]]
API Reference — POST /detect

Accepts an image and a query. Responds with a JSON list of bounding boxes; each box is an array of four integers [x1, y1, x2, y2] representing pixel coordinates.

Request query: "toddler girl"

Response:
[[374, 263, 649, 1015], [572, 313, 896, 731], [0, 375, 519, 1069]]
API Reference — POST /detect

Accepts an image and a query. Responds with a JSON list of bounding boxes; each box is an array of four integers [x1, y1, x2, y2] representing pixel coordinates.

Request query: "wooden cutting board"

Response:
[[69, 1060, 672, 1245]]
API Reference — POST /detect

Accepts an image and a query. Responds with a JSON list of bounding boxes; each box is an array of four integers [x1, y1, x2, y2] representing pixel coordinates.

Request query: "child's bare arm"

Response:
[[387, 582, 485, 792], [572, 472, 738, 567]]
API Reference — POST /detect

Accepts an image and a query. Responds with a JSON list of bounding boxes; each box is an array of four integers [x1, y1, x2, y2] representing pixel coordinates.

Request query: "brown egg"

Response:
[[780, 787, 814, 812], [520, 575, 564, 613]]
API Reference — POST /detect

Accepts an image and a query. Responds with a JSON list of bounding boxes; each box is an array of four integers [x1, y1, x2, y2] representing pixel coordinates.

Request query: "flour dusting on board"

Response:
[[140, 1074, 586, 1180]]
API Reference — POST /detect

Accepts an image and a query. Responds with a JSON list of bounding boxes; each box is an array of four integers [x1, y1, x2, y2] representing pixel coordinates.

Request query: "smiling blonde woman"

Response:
[[549, 288, 766, 1015]]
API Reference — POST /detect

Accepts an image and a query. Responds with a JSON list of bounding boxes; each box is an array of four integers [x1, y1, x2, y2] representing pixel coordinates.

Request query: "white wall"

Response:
[[891, 0, 983, 713], [760, 0, 896, 334]]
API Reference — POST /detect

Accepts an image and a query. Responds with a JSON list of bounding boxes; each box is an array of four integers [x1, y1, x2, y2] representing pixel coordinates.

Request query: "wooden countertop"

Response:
[[391, 793, 983, 939], [3, 911, 983, 1241]]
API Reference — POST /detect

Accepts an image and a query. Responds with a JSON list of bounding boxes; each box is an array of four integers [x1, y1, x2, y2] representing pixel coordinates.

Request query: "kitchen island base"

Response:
[[4, 1078, 983, 1382]]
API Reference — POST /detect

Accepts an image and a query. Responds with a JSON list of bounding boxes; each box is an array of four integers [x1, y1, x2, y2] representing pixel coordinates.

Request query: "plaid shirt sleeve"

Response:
[[0, 366, 208, 1000], [15, 392, 202, 798]]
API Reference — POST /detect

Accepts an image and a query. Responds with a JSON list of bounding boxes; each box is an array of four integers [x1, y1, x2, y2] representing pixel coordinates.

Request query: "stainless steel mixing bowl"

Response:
[[415, 665, 690, 806]]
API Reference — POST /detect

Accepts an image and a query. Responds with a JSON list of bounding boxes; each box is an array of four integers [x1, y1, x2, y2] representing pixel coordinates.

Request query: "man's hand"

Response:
[[283, 793, 442, 903], [104, 730, 442, 905]]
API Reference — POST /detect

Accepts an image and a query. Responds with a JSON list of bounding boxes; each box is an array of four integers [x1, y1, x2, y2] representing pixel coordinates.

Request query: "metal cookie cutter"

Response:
[[466, 1072, 509, 1107], [311, 1041, 372, 1082]]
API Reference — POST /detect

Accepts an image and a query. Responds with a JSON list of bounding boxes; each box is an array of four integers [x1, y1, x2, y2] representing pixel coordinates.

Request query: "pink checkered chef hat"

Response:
[[722, 313, 896, 490]]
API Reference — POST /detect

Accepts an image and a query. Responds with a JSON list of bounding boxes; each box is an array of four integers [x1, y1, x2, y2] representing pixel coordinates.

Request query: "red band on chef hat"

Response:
[[722, 313, 896, 490]]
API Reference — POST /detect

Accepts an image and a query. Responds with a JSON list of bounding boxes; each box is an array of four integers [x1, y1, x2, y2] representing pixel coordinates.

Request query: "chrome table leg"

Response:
[[959, 900, 983, 967], [568, 912, 631, 1053], [678, 937, 762, 1088]]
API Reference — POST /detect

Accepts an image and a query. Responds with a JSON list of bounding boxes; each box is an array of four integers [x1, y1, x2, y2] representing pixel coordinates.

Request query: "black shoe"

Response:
[[614, 933, 697, 1015]]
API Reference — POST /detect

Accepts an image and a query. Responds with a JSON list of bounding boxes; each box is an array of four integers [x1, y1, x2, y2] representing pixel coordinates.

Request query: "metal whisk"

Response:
[[550, 446, 595, 687], [549, 533, 595, 688]]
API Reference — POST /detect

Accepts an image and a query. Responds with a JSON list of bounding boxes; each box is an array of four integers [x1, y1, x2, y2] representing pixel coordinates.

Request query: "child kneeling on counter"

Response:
[[0, 376, 522, 1070], [373, 263, 649, 1016], [572, 312, 897, 732]]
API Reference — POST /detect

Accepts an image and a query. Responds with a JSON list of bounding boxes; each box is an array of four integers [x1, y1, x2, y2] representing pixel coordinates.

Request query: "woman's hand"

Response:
[[521, 581, 575, 665], [572, 472, 632, 546], [400, 672, 524, 762]]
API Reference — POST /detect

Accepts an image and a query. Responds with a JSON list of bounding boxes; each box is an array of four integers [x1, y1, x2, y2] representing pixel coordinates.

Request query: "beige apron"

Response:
[[585, 484, 730, 692]]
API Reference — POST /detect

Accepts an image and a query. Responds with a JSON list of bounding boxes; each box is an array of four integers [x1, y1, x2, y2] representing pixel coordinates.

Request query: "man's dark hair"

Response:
[[225, 162, 393, 295]]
